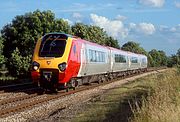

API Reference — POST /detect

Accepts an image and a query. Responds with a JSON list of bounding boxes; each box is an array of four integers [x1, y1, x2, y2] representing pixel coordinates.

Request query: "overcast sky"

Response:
[[0, 0, 180, 55]]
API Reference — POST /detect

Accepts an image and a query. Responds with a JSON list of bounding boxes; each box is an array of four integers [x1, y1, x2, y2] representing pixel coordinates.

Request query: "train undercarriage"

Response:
[[33, 68, 147, 92]]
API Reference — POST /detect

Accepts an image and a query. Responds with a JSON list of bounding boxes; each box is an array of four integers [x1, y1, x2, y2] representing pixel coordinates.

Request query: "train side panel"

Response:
[[128, 52, 141, 70], [139, 55, 148, 69], [77, 40, 111, 77], [110, 48, 128, 72]]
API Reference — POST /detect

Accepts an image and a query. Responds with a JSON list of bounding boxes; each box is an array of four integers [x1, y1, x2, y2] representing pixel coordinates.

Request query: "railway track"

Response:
[[0, 82, 35, 94], [0, 68, 166, 118]]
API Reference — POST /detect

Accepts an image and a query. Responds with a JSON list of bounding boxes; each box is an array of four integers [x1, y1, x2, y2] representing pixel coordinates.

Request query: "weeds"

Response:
[[131, 69, 180, 122]]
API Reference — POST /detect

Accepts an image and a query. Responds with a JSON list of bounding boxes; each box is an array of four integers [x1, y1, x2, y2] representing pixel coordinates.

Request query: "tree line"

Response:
[[0, 10, 179, 78]]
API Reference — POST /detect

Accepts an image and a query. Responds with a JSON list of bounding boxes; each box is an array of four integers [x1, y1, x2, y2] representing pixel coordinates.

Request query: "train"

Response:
[[31, 33, 148, 91]]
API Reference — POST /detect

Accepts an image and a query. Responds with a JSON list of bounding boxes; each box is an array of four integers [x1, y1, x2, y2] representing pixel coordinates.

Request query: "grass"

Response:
[[71, 68, 180, 122], [131, 68, 180, 122]]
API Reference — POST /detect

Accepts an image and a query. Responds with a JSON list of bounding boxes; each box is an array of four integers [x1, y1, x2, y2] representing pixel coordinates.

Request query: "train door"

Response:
[[110, 49, 113, 72], [77, 43, 87, 76], [108, 49, 114, 72], [128, 55, 131, 70]]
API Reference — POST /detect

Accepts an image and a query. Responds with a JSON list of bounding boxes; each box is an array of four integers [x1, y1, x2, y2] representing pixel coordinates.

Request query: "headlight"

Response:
[[33, 66, 39, 70], [58, 62, 67, 72], [32, 61, 40, 71]]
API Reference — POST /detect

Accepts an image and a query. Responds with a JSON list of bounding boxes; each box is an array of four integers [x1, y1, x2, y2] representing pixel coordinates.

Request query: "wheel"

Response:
[[70, 79, 78, 90], [66, 88, 69, 92]]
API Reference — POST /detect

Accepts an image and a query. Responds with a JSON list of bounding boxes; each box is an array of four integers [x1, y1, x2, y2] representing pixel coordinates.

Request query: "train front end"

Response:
[[31, 33, 74, 90]]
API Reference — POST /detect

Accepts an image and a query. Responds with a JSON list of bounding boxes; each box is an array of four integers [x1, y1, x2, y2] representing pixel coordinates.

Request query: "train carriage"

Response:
[[77, 40, 110, 77], [139, 54, 148, 71], [128, 52, 141, 70], [31, 33, 148, 91], [108, 47, 128, 73]]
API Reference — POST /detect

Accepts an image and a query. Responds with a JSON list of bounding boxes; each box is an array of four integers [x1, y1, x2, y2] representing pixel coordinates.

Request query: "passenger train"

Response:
[[31, 33, 148, 90]]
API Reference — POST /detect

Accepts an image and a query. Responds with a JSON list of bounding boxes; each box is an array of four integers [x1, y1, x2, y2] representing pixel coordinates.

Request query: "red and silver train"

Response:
[[31, 33, 147, 90]]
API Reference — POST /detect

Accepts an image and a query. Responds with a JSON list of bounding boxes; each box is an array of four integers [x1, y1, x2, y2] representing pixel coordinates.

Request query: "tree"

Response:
[[176, 48, 180, 65], [105, 36, 120, 49], [1, 10, 71, 77], [148, 49, 168, 67], [1, 10, 71, 58], [121, 41, 147, 55], [0, 36, 5, 68], [9, 48, 31, 77], [148, 49, 161, 67], [71, 23, 88, 39], [166, 48, 180, 67], [53, 19, 72, 34], [86, 25, 107, 45], [167, 55, 176, 67], [177, 48, 180, 57], [158, 50, 168, 66]]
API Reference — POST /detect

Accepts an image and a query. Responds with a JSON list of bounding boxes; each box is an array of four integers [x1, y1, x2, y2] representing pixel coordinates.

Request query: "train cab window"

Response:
[[39, 37, 66, 57], [114, 54, 127, 63], [131, 57, 138, 63]]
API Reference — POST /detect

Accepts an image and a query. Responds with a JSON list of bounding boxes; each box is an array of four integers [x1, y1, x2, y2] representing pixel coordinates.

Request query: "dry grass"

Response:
[[70, 69, 180, 122], [131, 68, 180, 122]]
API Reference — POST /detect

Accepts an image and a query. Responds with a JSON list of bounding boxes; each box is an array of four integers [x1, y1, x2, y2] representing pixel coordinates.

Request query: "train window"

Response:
[[39, 37, 66, 57], [142, 58, 147, 64], [89, 50, 93, 62], [92, 50, 96, 62], [131, 57, 138, 63], [89, 49, 105, 62], [114, 54, 127, 63]]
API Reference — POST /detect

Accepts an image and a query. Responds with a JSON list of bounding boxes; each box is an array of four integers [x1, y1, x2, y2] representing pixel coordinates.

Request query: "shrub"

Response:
[[9, 48, 31, 78]]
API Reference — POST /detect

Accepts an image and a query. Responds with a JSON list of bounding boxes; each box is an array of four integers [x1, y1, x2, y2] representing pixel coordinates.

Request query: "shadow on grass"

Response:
[[103, 89, 148, 122]]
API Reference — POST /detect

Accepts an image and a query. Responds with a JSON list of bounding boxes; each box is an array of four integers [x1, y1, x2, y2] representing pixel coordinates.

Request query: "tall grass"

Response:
[[131, 69, 180, 122]]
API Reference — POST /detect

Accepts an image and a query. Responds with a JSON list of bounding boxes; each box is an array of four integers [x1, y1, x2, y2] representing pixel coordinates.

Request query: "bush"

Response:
[[9, 48, 31, 78]]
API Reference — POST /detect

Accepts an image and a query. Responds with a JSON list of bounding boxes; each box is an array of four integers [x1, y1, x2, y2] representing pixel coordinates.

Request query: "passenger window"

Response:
[[131, 57, 138, 63], [114, 54, 127, 63], [89, 49, 105, 62]]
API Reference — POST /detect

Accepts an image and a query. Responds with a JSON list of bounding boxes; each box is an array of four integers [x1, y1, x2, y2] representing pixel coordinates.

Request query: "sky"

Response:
[[0, 0, 180, 55]]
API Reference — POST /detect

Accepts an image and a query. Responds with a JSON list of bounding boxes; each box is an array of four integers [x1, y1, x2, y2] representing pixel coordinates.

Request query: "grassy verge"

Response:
[[71, 69, 180, 122], [131, 68, 180, 122]]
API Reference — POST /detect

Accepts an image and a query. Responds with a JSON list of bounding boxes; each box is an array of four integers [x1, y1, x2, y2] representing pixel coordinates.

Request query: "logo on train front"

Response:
[[47, 61, 51, 65]]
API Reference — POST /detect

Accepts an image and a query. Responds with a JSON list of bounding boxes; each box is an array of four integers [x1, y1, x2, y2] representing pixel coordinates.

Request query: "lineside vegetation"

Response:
[[131, 68, 180, 122], [71, 68, 180, 122]]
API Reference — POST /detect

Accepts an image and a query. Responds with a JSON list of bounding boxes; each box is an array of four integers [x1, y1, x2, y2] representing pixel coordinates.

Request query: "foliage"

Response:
[[166, 48, 180, 67], [1, 10, 71, 58], [176, 48, 180, 65], [9, 48, 31, 77], [86, 25, 106, 45], [53, 18, 72, 34], [177, 48, 180, 57], [148, 49, 168, 67], [72, 23, 89, 39], [132, 69, 180, 122], [1, 10, 71, 77], [121, 41, 147, 55], [158, 50, 168, 66], [0, 36, 6, 67], [105, 36, 120, 49]]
